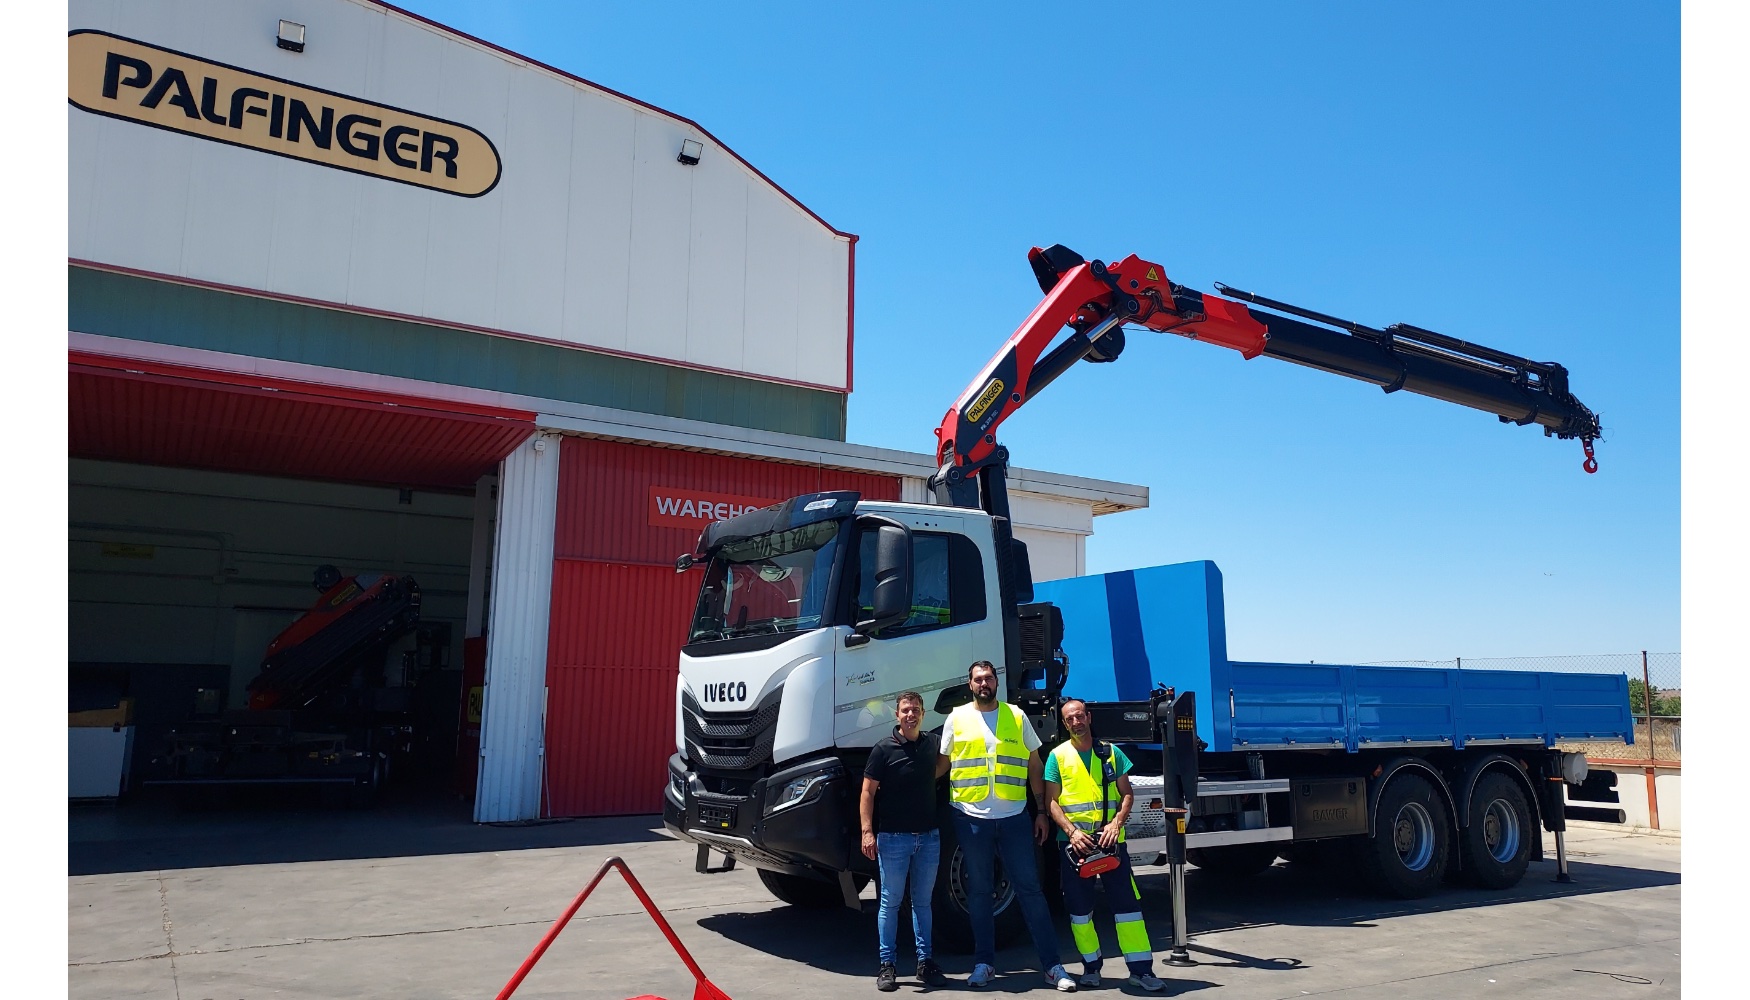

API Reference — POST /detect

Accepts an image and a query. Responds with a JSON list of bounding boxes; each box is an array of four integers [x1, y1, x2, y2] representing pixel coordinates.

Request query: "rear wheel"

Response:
[[1459, 772, 1533, 889], [1186, 844, 1279, 878], [757, 869, 867, 908], [1358, 773, 1452, 899], [932, 813, 1024, 953]]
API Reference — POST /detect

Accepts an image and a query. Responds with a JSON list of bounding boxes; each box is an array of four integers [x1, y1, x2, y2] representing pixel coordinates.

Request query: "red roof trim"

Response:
[[70, 350, 539, 424], [72, 259, 851, 395]]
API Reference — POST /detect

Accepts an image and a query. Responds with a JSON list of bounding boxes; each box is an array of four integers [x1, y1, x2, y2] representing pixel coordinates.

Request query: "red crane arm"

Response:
[[932, 248, 1264, 471], [930, 244, 1602, 503]]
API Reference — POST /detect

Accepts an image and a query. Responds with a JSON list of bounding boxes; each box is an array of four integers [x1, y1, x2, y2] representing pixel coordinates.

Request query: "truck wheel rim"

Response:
[[1392, 801, 1435, 871], [948, 850, 1015, 917], [1482, 798, 1520, 863]]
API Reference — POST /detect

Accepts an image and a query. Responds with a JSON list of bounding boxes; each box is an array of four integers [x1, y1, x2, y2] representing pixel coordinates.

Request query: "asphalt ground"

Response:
[[69, 794, 1680, 999]]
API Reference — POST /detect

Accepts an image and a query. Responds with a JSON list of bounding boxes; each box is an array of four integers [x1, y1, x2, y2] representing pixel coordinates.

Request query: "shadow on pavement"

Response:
[[695, 852, 1676, 991], [68, 783, 669, 876], [1168, 854, 1681, 940]]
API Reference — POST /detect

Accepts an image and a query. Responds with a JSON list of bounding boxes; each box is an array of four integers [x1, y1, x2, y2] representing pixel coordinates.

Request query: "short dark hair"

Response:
[[968, 660, 997, 680], [1059, 697, 1087, 716], [897, 691, 924, 710]]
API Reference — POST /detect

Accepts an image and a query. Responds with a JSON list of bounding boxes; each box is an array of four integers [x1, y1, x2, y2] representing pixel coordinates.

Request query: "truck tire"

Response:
[[1458, 772, 1534, 889], [1186, 844, 1279, 878], [932, 817, 1025, 953], [756, 869, 865, 908], [1359, 773, 1451, 899]]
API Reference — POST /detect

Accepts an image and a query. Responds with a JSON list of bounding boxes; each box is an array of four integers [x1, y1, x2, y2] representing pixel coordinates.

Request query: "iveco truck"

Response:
[[661, 245, 1618, 949]]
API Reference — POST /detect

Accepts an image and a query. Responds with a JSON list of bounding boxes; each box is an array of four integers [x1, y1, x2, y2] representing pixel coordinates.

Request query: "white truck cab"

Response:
[[663, 491, 1049, 932]]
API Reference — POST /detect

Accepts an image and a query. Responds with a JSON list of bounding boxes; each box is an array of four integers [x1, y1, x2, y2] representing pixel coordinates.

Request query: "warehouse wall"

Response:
[[900, 476, 1092, 582], [69, 459, 481, 708], [68, 0, 854, 393], [542, 437, 903, 817]]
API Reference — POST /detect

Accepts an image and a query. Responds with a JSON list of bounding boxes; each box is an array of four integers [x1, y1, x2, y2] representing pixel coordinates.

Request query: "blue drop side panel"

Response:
[[1228, 662, 1350, 749], [1037, 560, 1634, 754]]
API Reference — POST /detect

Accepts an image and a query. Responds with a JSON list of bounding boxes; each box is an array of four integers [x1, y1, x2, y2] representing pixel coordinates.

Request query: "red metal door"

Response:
[[543, 437, 901, 817]]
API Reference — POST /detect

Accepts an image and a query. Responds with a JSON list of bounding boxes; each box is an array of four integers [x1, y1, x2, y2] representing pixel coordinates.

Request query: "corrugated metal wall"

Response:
[[543, 437, 901, 816], [475, 432, 558, 822]]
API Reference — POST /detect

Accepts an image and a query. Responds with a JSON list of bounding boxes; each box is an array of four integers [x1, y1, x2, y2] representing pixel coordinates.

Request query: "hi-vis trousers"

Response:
[[1057, 846, 1156, 977]]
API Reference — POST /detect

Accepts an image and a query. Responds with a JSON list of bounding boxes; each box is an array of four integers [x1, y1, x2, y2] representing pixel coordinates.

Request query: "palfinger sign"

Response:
[[68, 30, 502, 197]]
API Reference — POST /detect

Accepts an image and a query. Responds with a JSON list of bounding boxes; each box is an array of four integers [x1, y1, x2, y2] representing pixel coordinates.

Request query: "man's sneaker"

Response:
[[967, 963, 996, 988], [1078, 967, 1102, 988], [1046, 964, 1078, 992], [917, 958, 949, 987], [1127, 972, 1167, 992], [876, 963, 898, 992]]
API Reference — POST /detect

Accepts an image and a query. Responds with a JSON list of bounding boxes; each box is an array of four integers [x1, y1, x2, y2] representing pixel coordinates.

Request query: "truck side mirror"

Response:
[[856, 519, 912, 635]]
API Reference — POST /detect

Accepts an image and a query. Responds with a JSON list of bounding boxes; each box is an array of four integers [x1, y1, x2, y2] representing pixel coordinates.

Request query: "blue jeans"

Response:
[[953, 811, 1062, 972], [876, 830, 940, 964]]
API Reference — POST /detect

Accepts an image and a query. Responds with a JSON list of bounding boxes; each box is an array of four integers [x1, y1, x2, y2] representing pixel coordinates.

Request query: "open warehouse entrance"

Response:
[[69, 353, 535, 813]]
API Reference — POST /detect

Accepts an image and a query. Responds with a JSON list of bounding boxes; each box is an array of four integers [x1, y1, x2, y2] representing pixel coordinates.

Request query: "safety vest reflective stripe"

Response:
[[947, 703, 1031, 804], [1051, 742, 1124, 843]]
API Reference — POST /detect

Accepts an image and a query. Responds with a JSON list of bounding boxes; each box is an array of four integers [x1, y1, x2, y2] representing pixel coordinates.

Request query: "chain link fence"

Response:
[[1360, 652, 1680, 762]]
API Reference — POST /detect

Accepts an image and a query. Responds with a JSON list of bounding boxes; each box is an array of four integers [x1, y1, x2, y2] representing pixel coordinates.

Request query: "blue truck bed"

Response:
[[1033, 560, 1634, 753]]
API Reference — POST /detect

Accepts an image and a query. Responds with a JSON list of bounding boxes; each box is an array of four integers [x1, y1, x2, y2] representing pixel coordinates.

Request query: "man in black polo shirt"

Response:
[[862, 691, 950, 991]]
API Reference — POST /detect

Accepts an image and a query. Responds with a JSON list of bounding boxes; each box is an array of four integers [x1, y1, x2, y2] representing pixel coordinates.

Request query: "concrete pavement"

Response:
[[68, 805, 1679, 1000]]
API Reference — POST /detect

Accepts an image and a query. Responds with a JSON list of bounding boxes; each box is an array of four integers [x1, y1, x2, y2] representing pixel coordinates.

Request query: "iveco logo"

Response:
[[702, 682, 748, 705]]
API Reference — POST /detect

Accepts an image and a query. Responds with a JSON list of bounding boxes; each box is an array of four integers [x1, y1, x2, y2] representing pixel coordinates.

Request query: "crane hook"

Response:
[[1581, 438, 1598, 474]]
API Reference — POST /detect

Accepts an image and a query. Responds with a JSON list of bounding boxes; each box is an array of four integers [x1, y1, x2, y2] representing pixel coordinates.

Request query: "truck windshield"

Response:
[[688, 520, 842, 644]]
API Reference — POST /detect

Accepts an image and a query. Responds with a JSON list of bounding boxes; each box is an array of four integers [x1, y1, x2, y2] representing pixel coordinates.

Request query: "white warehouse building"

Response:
[[66, 0, 1147, 821]]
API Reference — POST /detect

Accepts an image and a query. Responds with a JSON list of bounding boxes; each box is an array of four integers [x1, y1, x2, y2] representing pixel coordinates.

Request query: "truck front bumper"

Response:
[[663, 753, 859, 876]]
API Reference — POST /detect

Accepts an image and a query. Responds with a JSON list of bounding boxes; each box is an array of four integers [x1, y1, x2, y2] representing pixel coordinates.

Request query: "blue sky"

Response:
[[401, 1, 1679, 663]]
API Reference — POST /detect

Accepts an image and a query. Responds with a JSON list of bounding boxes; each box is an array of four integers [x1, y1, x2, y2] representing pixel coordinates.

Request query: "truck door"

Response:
[[835, 516, 1002, 746]]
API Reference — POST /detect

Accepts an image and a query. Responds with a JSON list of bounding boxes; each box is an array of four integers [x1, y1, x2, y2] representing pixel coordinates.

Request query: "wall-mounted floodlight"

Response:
[[677, 139, 703, 166], [277, 20, 306, 52]]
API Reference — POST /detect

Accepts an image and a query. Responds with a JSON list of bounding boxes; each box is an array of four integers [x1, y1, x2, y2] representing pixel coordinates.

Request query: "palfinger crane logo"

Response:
[[965, 377, 1007, 423], [68, 30, 501, 197]]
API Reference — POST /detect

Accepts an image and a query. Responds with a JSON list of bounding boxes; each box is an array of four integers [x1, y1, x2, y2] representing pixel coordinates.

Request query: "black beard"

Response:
[[973, 691, 997, 707]]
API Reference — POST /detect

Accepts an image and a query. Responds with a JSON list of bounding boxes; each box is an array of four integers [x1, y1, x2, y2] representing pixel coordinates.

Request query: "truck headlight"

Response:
[[765, 772, 831, 816], [669, 771, 686, 801]]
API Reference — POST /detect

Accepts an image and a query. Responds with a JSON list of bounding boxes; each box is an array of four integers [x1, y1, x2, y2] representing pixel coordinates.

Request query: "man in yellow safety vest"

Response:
[[1044, 698, 1165, 992], [935, 660, 1077, 991]]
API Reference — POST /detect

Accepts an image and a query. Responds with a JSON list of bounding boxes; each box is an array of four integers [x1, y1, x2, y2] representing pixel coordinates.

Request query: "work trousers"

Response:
[[952, 811, 1062, 972], [875, 830, 940, 965], [1058, 847, 1156, 977]]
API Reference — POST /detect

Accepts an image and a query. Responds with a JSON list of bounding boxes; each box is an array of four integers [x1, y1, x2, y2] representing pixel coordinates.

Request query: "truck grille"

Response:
[[681, 689, 780, 771]]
